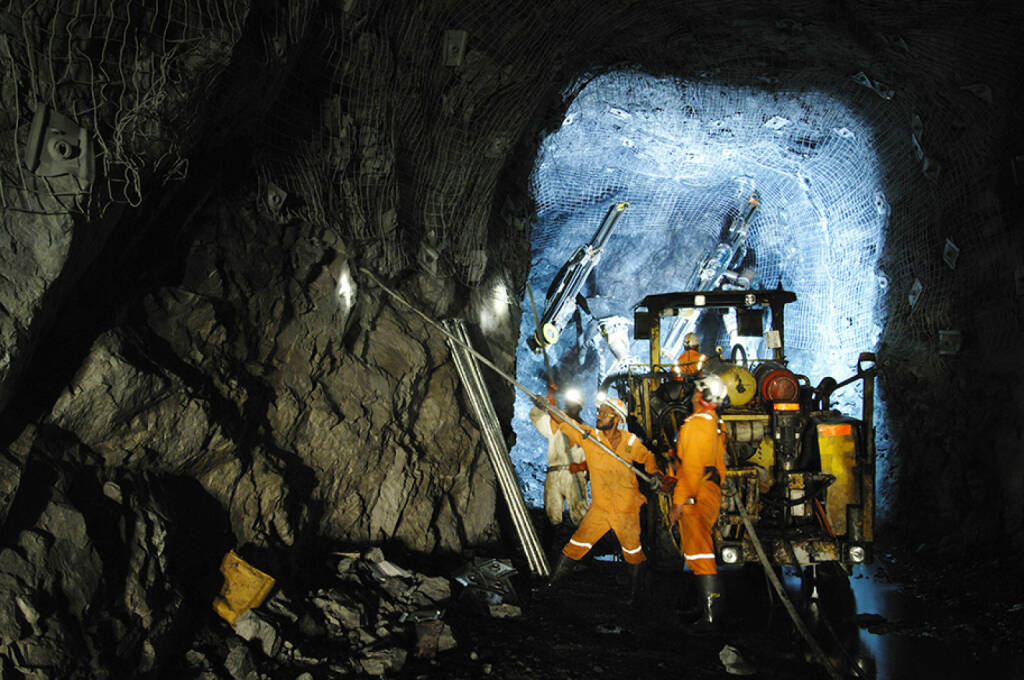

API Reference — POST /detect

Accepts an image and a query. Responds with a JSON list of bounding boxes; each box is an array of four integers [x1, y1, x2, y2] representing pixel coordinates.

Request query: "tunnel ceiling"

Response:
[[0, 2, 1023, 672], [527, 69, 889, 369]]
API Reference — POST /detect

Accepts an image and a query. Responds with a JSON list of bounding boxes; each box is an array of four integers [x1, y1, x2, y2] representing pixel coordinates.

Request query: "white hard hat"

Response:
[[694, 373, 729, 407], [599, 395, 628, 421], [684, 332, 700, 349]]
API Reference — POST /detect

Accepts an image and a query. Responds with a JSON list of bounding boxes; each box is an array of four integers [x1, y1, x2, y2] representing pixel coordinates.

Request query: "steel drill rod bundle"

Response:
[[358, 268, 655, 483], [445, 318, 549, 577]]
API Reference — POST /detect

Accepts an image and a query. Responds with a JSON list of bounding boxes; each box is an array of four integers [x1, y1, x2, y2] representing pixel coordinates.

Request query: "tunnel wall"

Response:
[[1, 0, 1022, 565]]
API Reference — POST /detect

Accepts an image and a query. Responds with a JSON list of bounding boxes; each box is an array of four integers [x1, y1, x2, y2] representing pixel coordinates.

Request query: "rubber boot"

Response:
[[548, 553, 576, 587], [627, 561, 646, 606], [688, 573, 723, 633], [677, 573, 701, 618]]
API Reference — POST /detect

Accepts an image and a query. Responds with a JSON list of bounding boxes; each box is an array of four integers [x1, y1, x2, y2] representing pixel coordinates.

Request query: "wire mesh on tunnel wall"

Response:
[[530, 70, 890, 382], [527, 58, 1014, 378], [0, 0, 247, 216], [250, 2, 563, 282], [514, 50, 1017, 512]]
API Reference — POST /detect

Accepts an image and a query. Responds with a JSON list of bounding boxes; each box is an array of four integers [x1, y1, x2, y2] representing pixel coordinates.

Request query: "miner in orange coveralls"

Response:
[[536, 394, 660, 603], [673, 332, 706, 379], [668, 373, 729, 631]]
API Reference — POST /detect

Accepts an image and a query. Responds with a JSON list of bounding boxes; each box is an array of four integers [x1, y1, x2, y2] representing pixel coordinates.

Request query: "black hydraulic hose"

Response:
[[729, 484, 844, 680]]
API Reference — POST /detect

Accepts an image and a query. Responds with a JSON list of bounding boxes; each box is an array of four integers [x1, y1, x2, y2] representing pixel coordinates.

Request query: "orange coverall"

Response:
[[673, 409, 727, 575], [674, 349, 706, 378], [557, 422, 658, 564]]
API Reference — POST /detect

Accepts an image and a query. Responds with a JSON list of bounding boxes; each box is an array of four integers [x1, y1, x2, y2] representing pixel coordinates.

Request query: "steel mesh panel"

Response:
[[528, 71, 892, 380]]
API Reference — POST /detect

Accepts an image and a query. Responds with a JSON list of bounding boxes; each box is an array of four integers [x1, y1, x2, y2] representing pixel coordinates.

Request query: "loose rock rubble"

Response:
[[178, 547, 509, 679]]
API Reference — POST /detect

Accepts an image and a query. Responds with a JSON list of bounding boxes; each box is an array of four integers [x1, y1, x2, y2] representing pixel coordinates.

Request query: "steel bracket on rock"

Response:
[[265, 181, 287, 216], [25, 104, 94, 182]]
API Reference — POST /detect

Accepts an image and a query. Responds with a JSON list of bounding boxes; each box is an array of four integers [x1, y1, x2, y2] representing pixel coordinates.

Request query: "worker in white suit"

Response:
[[530, 387, 589, 528]]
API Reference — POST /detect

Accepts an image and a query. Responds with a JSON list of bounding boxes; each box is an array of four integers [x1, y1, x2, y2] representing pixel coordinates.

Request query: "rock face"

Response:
[[33, 194, 503, 554], [1, 2, 510, 556], [0, 0, 1023, 676], [0, 465, 231, 678]]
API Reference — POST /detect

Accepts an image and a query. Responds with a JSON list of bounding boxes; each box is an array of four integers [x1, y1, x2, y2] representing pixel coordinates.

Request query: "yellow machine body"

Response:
[[816, 421, 860, 536], [718, 364, 757, 406]]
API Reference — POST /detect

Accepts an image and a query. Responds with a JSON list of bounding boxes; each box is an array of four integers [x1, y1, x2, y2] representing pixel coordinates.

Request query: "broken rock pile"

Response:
[[189, 547, 461, 679]]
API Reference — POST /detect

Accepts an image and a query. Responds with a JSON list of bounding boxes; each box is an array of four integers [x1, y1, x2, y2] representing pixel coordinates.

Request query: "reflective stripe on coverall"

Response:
[[674, 349, 706, 377], [557, 422, 658, 564], [529, 405, 589, 525], [673, 410, 727, 575]]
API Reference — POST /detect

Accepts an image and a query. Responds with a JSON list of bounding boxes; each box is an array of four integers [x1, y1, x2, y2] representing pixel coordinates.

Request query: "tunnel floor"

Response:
[[405, 559, 837, 680], [171, 533, 1024, 680], [394, 541, 1024, 680]]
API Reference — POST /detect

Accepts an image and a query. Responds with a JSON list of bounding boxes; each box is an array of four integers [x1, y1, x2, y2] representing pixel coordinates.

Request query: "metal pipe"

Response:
[[729, 486, 844, 680], [859, 352, 876, 544], [445, 319, 549, 577], [360, 268, 533, 393]]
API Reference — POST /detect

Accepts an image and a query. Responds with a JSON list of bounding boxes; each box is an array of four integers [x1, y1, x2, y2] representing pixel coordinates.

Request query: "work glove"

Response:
[[643, 470, 664, 492], [531, 394, 549, 410]]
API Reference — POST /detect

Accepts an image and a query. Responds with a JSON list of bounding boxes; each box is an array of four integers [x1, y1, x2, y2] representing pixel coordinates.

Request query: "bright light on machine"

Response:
[[563, 387, 583, 406], [596, 390, 608, 404], [848, 545, 866, 563], [720, 545, 741, 565], [335, 261, 356, 312]]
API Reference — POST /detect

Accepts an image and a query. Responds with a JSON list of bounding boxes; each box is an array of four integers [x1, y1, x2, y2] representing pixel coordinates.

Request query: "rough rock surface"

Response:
[[0, 1, 1022, 676], [0, 464, 230, 677], [1, 0, 1020, 572]]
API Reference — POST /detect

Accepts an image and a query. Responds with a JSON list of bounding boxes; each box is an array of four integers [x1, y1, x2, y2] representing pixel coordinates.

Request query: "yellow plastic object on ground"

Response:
[[212, 550, 275, 626]]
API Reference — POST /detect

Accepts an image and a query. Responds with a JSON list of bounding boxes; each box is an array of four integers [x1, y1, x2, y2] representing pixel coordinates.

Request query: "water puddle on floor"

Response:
[[846, 561, 1024, 679]]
